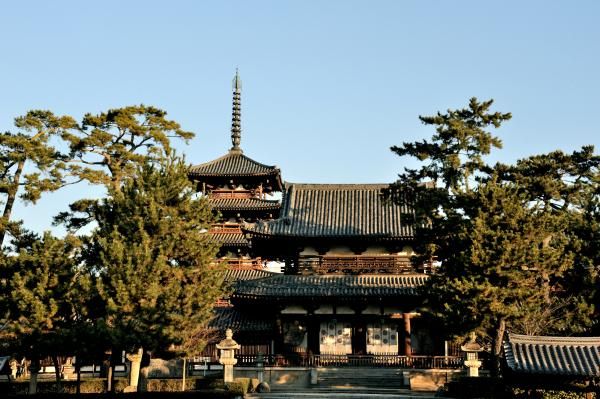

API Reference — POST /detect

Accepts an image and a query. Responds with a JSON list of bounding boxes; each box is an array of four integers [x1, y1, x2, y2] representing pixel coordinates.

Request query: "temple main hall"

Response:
[[189, 71, 459, 368]]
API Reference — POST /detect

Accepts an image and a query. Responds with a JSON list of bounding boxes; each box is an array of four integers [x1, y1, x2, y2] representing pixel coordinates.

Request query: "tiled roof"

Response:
[[209, 307, 273, 332], [224, 268, 277, 282], [189, 150, 282, 180], [233, 274, 428, 299], [504, 333, 600, 377], [245, 183, 414, 239], [210, 232, 249, 247], [210, 197, 281, 211]]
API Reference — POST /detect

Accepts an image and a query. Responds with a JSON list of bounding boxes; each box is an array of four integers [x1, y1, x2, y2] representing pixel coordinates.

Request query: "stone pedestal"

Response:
[[61, 358, 76, 380], [9, 359, 18, 380], [124, 348, 143, 392], [217, 329, 240, 383], [461, 333, 483, 378], [464, 359, 482, 377]]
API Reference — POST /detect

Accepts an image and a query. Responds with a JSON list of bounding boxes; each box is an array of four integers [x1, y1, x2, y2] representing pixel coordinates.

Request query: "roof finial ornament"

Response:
[[230, 68, 242, 153]]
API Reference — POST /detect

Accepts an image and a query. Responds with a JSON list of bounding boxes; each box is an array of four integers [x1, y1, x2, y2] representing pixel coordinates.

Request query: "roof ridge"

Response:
[[285, 182, 391, 189], [508, 333, 600, 345], [190, 150, 279, 171]]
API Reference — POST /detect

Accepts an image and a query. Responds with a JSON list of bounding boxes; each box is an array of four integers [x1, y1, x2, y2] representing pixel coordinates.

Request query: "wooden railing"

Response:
[[223, 258, 263, 270], [210, 190, 254, 199], [233, 353, 463, 369], [210, 224, 242, 234], [299, 255, 430, 274]]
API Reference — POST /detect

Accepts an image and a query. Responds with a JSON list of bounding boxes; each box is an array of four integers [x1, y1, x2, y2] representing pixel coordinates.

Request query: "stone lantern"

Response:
[[217, 329, 240, 383], [461, 332, 483, 377]]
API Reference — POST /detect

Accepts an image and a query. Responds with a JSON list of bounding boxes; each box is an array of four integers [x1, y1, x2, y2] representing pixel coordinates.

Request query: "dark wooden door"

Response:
[[351, 322, 367, 355]]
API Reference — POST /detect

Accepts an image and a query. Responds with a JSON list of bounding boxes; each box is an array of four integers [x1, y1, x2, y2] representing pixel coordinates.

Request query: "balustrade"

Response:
[[299, 255, 422, 274], [231, 353, 463, 369]]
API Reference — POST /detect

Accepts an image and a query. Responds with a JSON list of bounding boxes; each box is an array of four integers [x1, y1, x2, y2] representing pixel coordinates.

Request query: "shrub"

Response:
[[233, 378, 250, 393], [0, 378, 128, 394], [445, 377, 509, 398], [512, 389, 596, 399], [145, 377, 204, 392], [224, 381, 245, 395]]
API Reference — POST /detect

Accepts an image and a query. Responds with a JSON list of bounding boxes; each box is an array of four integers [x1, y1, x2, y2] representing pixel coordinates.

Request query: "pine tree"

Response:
[[0, 232, 85, 393], [62, 105, 193, 193], [0, 111, 77, 245], [80, 154, 224, 389], [56, 105, 194, 231], [389, 98, 598, 375]]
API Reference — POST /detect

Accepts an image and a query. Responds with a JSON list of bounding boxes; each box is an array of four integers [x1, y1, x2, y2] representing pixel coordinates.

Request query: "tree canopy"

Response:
[[81, 154, 224, 355], [0, 111, 77, 245], [389, 98, 599, 372]]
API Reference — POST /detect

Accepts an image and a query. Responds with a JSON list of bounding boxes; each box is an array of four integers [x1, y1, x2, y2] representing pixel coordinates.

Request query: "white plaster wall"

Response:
[[314, 305, 334, 314], [362, 305, 381, 315], [281, 306, 307, 314], [300, 247, 318, 256], [336, 306, 355, 314]]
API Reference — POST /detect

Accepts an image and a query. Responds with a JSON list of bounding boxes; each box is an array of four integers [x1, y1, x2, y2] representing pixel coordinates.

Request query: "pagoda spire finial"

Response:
[[230, 68, 242, 153]]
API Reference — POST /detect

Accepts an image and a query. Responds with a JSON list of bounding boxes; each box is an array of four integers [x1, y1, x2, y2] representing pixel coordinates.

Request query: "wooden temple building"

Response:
[[190, 72, 459, 368]]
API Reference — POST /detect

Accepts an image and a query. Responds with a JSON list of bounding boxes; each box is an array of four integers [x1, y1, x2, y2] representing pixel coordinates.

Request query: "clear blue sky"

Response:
[[1, 0, 599, 235]]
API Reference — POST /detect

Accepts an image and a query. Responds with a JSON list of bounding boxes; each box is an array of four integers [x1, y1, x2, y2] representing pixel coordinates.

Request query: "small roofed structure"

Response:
[[503, 333, 600, 394]]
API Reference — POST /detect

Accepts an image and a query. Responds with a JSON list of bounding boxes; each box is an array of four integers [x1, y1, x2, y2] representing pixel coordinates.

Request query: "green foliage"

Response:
[[512, 388, 597, 399], [81, 154, 224, 354], [0, 232, 86, 360], [389, 98, 599, 373], [0, 110, 77, 244], [391, 97, 510, 193], [62, 105, 193, 193], [444, 376, 508, 398], [0, 378, 127, 394], [236, 377, 259, 393]]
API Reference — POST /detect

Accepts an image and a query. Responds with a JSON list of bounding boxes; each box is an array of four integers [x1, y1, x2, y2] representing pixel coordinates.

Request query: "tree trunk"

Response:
[[52, 355, 62, 391], [0, 159, 24, 245], [76, 363, 81, 395], [28, 358, 40, 395], [491, 318, 506, 377], [181, 358, 186, 391]]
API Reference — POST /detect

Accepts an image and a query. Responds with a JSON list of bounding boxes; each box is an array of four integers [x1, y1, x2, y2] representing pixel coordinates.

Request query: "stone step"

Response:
[[248, 388, 440, 399], [316, 368, 406, 389], [246, 388, 435, 399]]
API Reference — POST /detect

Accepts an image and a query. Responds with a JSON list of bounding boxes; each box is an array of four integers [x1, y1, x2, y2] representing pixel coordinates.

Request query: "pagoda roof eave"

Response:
[[188, 150, 283, 190], [211, 197, 281, 212], [241, 225, 414, 241], [232, 273, 428, 301]]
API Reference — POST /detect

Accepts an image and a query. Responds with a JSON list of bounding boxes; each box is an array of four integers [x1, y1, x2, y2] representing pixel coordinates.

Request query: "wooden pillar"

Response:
[[305, 305, 320, 355], [274, 318, 284, 354], [403, 313, 412, 356]]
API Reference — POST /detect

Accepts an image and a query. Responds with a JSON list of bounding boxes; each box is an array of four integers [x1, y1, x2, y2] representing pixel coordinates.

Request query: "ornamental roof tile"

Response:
[[233, 274, 428, 299], [210, 197, 281, 211], [210, 232, 249, 247], [504, 333, 600, 377], [189, 150, 282, 181], [224, 268, 277, 282], [245, 183, 414, 239], [209, 307, 273, 332]]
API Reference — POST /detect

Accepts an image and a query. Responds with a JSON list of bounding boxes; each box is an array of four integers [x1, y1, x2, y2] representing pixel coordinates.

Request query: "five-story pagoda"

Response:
[[188, 70, 283, 270]]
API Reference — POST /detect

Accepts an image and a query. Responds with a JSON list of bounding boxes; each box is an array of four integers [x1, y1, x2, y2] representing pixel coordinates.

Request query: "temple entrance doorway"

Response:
[[351, 322, 367, 354]]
